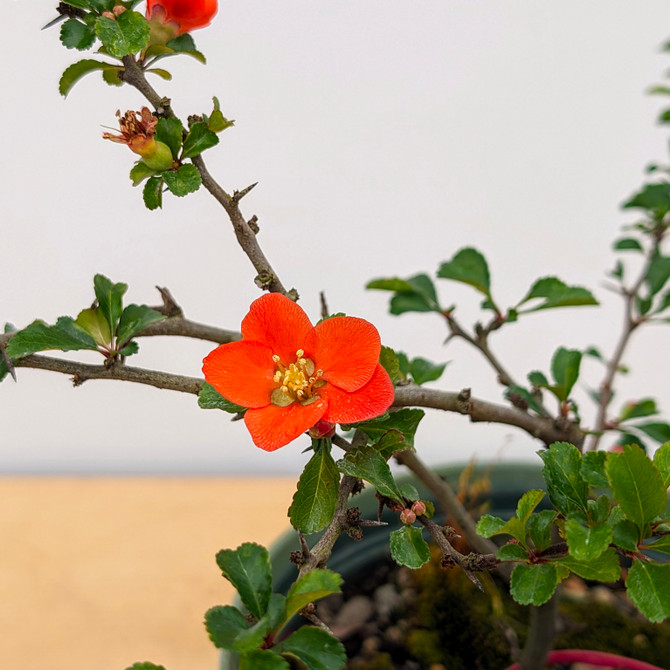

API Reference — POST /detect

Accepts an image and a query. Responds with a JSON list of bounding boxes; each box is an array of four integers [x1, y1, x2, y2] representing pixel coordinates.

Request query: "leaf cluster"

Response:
[[476, 441, 670, 622]]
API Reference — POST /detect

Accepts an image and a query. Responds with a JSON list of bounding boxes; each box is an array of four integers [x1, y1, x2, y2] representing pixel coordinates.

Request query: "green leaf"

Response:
[[374, 430, 409, 461], [163, 164, 202, 196], [288, 444, 340, 534], [276, 627, 347, 670], [626, 560, 670, 623], [539, 442, 589, 516], [550, 347, 582, 401], [408, 357, 448, 386], [613, 237, 644, 252], [182, 121, 220, 159], [612, 520, 640, 552], [619, 398, 659, 422], [284, 570, 343, 624], [215, 543, 273, 620], [495, 516, 527, 545], [354, 408, 424, 448], [635, 422, 670, 444], [437, 248, 491, 298], [233, 617, 271, 653], [510, 563, 558, 606], [516, 489, 546, 526], [116, 304, 165, 346], [589, 494, 612, 524], [166, 33, 207, 63], [581, 451, 609, 488], [622, 182, 670, 219], [93, 274, 126, 334], [129, 161, 157, 186], [143, 176, 163, 210], [6, 317, 98, 358], [205, 605, 250, 650], [645, 535, 670, 556], [565, 519, 612, 562], [60, 18, 96, 50], [155, 117, 183, 159], [101, 66, 123, 86], [527, 510, 556, 552], [146, 67, 172, 80], [645, 253, 670, 296], [504, 385, 546, 416], [475, 514, 507, 539], [605, 444, 666, 533], [118, 341, 139, 357], [496, 543, 529, 561], [366, 274, 441, 314], [94, 10, 149, 58], [198, 382, 246, 413], [59, 58, 111, 97], [208, 110, 235, 133], [379, 346, 403, 384], [125, 664, 167, 670], [336, 446, 404, 502], [517, 276, 597, 313], [557, 547, 621, 582], [389, 525, 431, 569], [75, 307, 111, 347], [653, 442, 670, 487], [239, 650, 289, 670]]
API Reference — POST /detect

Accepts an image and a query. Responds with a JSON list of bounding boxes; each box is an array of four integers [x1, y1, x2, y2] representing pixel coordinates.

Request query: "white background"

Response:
[[2, 1, 670, 473]]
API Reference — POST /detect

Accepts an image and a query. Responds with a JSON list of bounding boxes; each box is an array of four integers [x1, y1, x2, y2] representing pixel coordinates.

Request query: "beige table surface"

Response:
[[0, 476, 297, 670]]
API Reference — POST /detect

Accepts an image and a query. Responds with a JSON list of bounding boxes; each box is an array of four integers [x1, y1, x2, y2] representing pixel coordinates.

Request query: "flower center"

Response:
[[270, 349, 324, 407]]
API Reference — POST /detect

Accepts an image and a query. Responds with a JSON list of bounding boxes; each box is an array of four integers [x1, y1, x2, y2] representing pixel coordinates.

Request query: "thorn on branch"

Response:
[[319, 291, 330, 320], [155, 286, 183, 317], [0, 343, 16, 382], [232, 182, 258, 203]]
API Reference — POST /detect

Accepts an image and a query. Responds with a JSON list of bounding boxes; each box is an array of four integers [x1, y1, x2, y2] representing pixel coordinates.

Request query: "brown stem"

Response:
[[519, 594, 558, 670], [138, 316, 241, 343]]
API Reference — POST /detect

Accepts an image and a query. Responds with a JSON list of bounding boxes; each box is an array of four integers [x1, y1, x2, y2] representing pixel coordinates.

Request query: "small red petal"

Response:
[[241, 293, 313, 365], [202, 340, 276, 408], [320, 364, 394, 424], [303, 316, 380, 392], [244, 400, 327, 451]]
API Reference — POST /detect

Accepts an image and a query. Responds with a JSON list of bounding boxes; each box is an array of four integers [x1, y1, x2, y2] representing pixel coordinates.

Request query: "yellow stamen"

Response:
[[269, 348, 324, 407]]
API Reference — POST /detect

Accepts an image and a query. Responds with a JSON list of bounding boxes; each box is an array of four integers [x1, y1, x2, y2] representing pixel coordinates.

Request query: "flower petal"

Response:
[[241, 293, 313, 365], [303, 316, 381, 392], [202, 340, 276, 408], [244, 400, 327, 451], [320, 364, 394, 424]]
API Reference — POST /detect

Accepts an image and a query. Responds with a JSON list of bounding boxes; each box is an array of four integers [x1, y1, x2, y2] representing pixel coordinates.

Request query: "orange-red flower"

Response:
[[202, 293, 395, 451], [146, 0, 217, 35]]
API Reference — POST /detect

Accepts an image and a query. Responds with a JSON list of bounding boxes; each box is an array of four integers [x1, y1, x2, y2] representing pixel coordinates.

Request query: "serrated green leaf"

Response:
[[93, 274, 126, 334], [653, 442, 670, 487], [516, 489, 545, 526], [539, 442, 589, 516], [239, 649, 289, 670], [527, 509, 556, 552], [510, 563, 558, 606], [626, 560, 670, 622], [366, 274, 441, 315], [496, 516, 527, 545], [143, 175, 163, 209], [550, 347, 582, 401], [636, 422, 670, 444], [198, 382, 246, 413], [6, 317, 98, 358], [606, 444, 666, 533], [645, 535, 670, 555], [118, 341, 139, 357], [285, 569, 342, 624], [619, 398, 659, 422], [496, 542, 529, 561], [354, 408, 424, 448], [408, 357, 448, 386], [557, 547, 621, 582], [59, 58, 111, 97], [60, 18, 96, 50], [125, 663, 167, 670], [581, 451, 609, 488], [94, 10, 149, 58], [216, 543, 272, 620], [389, 525, 431, 569], [399, 483, 420, 502], [233, 616, 271, 653], [101, 65, 123, 86], [614, 237, 644, 252], [374, 430, 409, 461], [166, 33, 207, 62], [276, 627, 347, 670], [565, 519, 612, 562], [116, 304, 165, 346], [288, 444, 340, 534], [155, 117, 183, 159], [437, 247, 491, 297], [205, 605, 250, 650], [336, 446, 404, 502], [517, 276, 597, 313], [130, 161, 157, 186], [623, 182, 670, 220], [163, 164, 202, 196], [589, 494, 612, 524], [75, 307, 111, 347], [475, 514, 507, 539], [612, 520, 641, 552], [379, 346, 403, 384], [182, 121, 220, 159]]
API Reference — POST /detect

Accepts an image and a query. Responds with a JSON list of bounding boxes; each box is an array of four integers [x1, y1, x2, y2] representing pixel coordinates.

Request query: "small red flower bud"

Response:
[[400, 508, 416, 525], [411, 500, 426, 516], [308, 419, 335, 439]]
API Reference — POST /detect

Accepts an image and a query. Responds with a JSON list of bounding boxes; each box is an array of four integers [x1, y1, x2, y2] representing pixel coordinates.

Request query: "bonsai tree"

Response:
[[4, 3, 670, 669]]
